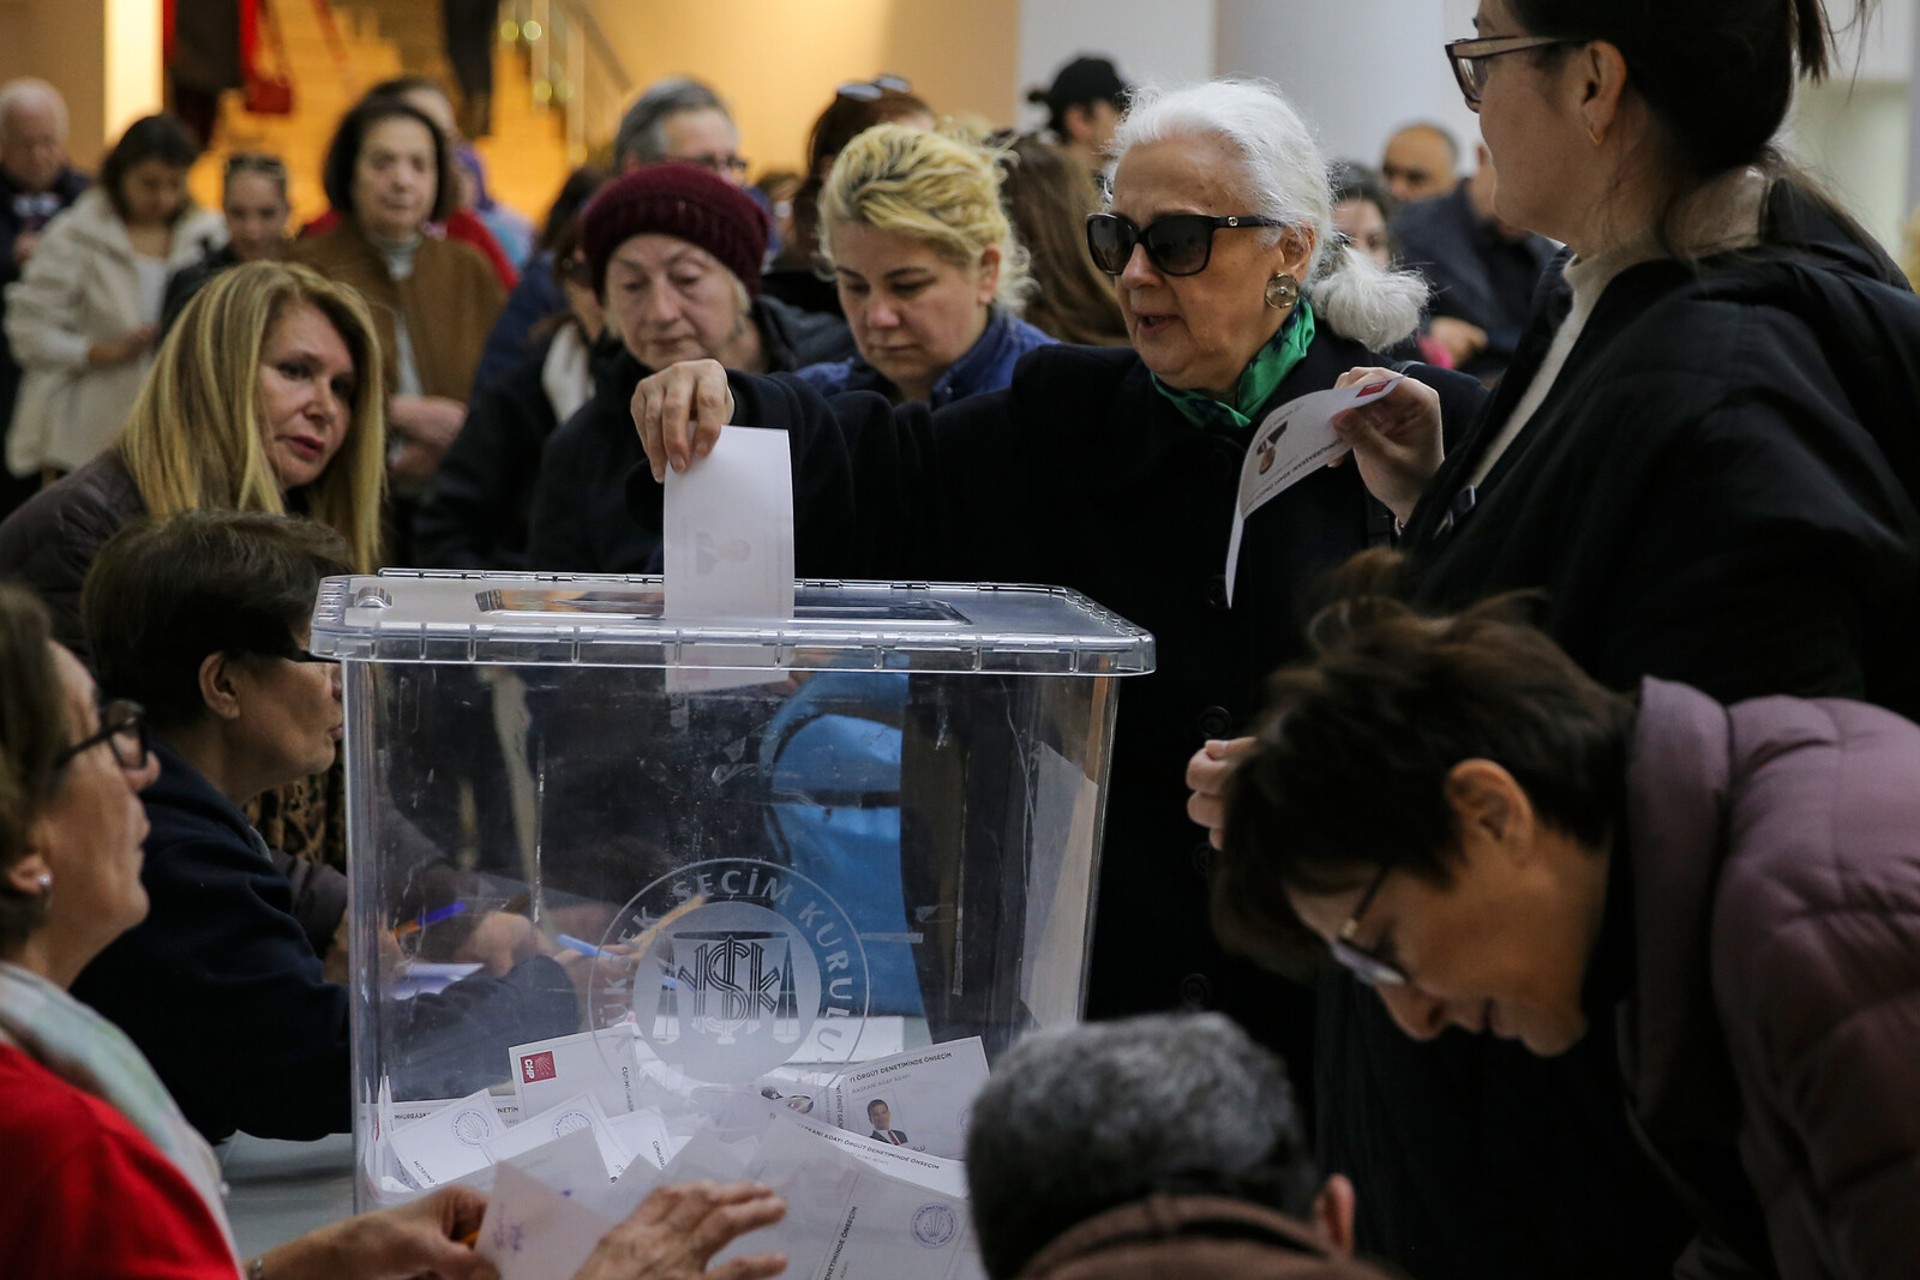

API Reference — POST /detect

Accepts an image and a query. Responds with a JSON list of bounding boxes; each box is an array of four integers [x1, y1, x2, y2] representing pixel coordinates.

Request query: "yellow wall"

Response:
[[0, 0, 160, 166], [585, 0, 1018, 175]]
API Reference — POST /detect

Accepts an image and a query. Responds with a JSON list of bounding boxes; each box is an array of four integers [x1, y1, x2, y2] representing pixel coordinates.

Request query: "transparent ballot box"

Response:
[[313, 572, 1153, 1211]]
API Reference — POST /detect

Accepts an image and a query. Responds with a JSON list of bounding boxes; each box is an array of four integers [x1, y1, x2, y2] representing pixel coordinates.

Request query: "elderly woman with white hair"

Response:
[[625, 80, 1486, 1059]]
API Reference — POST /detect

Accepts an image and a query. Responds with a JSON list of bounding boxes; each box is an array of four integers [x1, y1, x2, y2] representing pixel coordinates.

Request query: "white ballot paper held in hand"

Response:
[[823, 1037, 989, 1160], [477, 1130, 626, 1280], [1224, 372, 1404, 605], [663, 425, 796, 693], [713, 1115, 984, 1280]]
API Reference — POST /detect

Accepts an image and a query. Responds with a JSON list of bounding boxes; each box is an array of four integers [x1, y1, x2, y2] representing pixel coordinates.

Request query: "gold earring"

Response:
[[1264, 273, 1300, 310]]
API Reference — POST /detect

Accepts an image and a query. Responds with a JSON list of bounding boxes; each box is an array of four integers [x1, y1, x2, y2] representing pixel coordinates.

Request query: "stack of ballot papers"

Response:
[[364, 1031, 995, 1280]]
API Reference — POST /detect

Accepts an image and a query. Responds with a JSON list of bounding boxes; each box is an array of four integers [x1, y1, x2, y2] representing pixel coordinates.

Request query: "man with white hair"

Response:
[[0, 78, 86, 518]]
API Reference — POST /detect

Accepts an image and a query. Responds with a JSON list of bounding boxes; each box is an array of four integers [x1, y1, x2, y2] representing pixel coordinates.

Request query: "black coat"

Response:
[[528, 296, 853, 573], [624, 337, 1484, 1072], [71, 742, 581, 1143], [1319, 185, 1920, 1280], [415, 327, 608, 571]]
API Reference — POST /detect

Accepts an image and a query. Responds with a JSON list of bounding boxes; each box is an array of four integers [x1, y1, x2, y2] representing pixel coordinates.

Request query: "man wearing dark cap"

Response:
[[523, 162, 852, 574], [1028, 55, 1130, 173]]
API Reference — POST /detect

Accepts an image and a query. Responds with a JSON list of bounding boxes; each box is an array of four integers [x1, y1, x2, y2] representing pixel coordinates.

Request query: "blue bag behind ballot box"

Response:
[[315, 573, 1152, 1208]]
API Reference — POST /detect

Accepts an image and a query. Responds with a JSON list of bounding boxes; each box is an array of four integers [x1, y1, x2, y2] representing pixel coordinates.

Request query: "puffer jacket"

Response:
[[3, 190, 225, 475], [1619, 678, 1920, 1279]]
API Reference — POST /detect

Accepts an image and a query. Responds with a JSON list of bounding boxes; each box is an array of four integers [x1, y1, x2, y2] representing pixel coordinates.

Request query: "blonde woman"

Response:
[[0, 260, 385, 659], [797, 124, 1054, 407]]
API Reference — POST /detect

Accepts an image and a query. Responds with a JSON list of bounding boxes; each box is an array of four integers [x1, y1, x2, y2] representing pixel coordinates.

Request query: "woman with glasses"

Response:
[[0, 584, 790, 1278], [1205, 579, 1920, 1279], [161, 151, 292, 332], [794, 124, 1056, 406], [68, 511, 581, 1144], [1192, 2, 1920, 1276], [627, 80, 1482, 1074]]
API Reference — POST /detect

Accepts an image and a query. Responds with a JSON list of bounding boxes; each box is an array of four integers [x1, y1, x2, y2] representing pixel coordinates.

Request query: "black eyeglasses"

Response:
[[1327, 862, 1408, 987], [1445, 34, 1576, 107], [1085, 212, 1286, 277], [675, 152, 750, 177], [279, 647, 340, 666], [54, 699, 150, 771]]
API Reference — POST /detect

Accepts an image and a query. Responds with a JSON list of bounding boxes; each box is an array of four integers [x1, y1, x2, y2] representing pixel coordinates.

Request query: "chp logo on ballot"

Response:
[[598, 858, 872, 1083]]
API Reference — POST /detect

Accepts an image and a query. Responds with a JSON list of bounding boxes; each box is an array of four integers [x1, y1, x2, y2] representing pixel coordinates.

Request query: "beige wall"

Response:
[[586, 0, 1018, 175], [0, 0, 158, 167]]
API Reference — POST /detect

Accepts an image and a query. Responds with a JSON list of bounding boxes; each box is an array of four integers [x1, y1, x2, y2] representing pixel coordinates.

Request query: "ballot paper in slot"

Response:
[[821, 1036, 989, 1159], [707, 1115, 985, 1280], [1224, 372, 1404, 605], [661, 425, 796, 692]]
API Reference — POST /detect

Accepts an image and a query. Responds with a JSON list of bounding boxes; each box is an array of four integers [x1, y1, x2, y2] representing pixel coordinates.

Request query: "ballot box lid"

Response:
[[309, 571, 1156, 676]]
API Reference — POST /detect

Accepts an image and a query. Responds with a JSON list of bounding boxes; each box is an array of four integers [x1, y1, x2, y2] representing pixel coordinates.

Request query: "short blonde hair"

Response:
[[818, 124, 1031, 310], [116, 262, 387, 572]]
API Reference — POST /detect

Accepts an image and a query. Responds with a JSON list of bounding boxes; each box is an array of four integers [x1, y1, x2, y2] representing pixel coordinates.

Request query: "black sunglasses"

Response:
[[55, 699, 150, 772], [279, 647, 340, 666], [1445, 34, 1576, 107], [1327, 861, 1408, 987], [1085, 212, 1286, 277]]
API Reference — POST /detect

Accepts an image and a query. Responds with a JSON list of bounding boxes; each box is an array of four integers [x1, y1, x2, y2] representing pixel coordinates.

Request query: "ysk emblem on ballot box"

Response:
[[597, 858, 873, 1083]]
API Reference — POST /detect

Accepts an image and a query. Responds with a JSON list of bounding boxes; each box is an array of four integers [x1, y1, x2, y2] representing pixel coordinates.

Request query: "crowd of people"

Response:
[[0, 1, 1916, 1276]]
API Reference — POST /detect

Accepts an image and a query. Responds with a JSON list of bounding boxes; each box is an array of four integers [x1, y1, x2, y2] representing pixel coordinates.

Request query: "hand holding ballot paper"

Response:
[[1225, 370, 1408, 605]]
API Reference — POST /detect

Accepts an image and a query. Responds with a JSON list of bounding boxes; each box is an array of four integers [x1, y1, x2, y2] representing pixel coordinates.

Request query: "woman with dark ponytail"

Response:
[[1192, 3, 1920, 1278]]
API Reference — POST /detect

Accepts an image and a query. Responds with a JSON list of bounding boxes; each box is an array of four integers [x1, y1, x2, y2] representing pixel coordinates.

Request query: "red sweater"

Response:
[[0, 1043, 237, 1279]]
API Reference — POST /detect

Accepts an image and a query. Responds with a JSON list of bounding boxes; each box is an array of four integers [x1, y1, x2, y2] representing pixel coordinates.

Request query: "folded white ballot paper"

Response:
[[386, 1088, 505, 1188], [662, 425, 796, 693], [822, 1037, 989, 1160], [709, 1115, 985, 1280], [1224, 372, 1404, 605]]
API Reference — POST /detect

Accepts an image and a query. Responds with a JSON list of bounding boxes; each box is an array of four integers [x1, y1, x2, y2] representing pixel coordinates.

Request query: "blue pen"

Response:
[[557, 933, 616, 958]]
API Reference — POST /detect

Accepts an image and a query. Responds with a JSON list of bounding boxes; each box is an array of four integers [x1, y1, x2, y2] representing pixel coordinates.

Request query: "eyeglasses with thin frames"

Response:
[[54, 699, 150, 772], [1445, 34, 1576, 108], [1085, 212, 1287, 278], [1328, 861, 1409, 987]]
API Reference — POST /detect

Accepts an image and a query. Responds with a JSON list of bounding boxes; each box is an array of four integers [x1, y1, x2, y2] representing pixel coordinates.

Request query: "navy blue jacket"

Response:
[[72, 741, 579, 1143], [474, 250, 569, 397], [793, 307, 1056, 408]]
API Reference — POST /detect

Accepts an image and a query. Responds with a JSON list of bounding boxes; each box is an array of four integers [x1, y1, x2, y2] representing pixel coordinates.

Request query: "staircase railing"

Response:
[[502, 0, 634, 162]]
